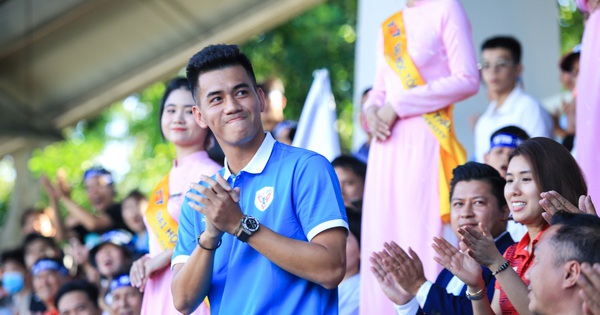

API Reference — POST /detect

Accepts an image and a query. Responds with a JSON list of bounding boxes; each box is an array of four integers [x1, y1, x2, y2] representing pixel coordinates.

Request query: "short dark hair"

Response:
[[331, 155, 367, 182], [509, 138, 587, 206], [481, 36, 522, 64], [186, 44, 257, 103], [560, 51, 580, 73], [123, 189, 147, 203], [54, 280, 100, 310], [549, 211, 600, 266], [449, 162, 507, 210], [0, 247, 25, 267], [490, 125, 530, 143], [20, 207, 44, 228], [23, 233, 57, 252]]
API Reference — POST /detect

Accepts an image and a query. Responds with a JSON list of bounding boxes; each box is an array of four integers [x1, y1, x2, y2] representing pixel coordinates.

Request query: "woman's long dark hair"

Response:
[[509, 137, 587, 206]]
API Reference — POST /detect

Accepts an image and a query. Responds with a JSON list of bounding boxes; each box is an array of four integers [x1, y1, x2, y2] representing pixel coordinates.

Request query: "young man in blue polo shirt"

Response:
[[170, 44, 349, 315]]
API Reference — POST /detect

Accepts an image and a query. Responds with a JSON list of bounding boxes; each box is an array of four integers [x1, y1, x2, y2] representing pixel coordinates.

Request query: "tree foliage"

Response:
[[0, 0, 585, 224], [242, 0, 357, 150], [558, 0, 584, 53], [0, 0, 358, 224]]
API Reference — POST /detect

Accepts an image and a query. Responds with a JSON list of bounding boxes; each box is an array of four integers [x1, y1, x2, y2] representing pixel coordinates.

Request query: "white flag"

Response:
[[292, 69, 341, 161]]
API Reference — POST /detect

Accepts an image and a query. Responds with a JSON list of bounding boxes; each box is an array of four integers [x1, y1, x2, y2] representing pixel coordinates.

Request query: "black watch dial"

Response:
[[243, 216, 260, 231]]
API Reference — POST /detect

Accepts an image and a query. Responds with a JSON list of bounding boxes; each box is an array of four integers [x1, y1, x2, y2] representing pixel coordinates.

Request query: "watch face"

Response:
[[243, 216, 260, 231]]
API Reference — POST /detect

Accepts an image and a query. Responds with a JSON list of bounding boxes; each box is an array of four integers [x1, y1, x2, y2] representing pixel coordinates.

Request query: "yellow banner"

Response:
[[144, 175, 179, 250], [382, 11, 466, 223]]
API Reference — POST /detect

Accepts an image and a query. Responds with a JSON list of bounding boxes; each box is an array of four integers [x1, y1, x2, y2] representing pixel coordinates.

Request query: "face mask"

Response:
[[2, 271, 25, 295]]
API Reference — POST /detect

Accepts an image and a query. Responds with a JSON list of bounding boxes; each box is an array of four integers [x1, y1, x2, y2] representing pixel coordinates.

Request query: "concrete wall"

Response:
[[353, 0, 560, 158]]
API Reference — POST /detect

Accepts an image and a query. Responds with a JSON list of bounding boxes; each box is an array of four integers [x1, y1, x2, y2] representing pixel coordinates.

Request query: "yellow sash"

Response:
[[144, 175, 179, 250], [144, 174, 211, 309], [382, 11, 466, 223]]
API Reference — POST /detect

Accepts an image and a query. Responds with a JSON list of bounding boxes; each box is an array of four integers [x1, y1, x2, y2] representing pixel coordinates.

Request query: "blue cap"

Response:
[[83, 167, 113, 185], [109, 273, 133, 293], [490, 133, 523, 150], [89, 230, 134, 266], [32, 258, 68, 277]]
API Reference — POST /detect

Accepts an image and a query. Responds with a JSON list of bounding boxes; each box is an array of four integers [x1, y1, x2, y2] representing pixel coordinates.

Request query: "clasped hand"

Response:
[[186, 174, 243, 239], [366, 103, 397, 141]]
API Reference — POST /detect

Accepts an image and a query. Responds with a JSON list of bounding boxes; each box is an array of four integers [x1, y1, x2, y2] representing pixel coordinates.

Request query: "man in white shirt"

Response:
[[474, 36, 552, 162]]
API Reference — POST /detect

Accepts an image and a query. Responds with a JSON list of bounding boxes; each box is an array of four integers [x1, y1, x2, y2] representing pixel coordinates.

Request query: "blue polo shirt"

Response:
[[172, 133, 348, 314]]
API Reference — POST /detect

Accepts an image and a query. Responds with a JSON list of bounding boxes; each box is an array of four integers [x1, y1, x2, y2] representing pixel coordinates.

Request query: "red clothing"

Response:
[[495, 226, 548, 315]]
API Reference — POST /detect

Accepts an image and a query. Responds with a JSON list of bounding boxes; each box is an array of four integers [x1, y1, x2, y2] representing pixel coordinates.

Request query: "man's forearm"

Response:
[[247, 226, 346, 289], [171, 235, 218, 314]]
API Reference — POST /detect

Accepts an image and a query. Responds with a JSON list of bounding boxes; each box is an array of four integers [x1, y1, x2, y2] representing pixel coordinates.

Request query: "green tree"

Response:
[[1, 0, 358, 225], [242, 0, 357, 150], [558, 0, 584, 53]]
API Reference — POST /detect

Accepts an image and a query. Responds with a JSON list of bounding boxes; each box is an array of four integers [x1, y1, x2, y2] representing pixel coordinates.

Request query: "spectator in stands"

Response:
[[371, 162, 513, 315], [527, 211, 600, 315], [31, 258, 71, 315], [121, 190, 149, 254], [89, 230, 134, 282], [434, 138, 587, 314], [0, 248, 31, 315], [43, 167, 130, 235], [332, 155, 367, 210], [109, 273, 142, 315], [483, 126, 529, 179], [23, 234, 62, 270], [55, 280, 102, 315], [474, 36, 552, 162]]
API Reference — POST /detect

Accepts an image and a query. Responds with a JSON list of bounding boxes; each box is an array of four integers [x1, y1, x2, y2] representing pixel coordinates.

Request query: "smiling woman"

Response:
[[444, 137, 588, 315], [128, 77, 221, 315]]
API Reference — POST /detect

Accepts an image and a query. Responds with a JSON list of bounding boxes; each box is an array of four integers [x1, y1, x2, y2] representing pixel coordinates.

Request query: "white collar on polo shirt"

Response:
[[223, 132, 276, 179]]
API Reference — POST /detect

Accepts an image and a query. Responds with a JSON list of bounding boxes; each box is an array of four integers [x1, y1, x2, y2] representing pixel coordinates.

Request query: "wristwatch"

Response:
[[237, 215, 260, 243]]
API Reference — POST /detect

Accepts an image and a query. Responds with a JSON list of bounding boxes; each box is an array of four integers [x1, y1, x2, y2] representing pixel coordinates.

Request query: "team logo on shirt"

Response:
[[255, 186, 274, 211]]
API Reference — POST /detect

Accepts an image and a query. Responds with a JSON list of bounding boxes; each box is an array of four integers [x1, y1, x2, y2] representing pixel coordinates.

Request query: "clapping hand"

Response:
[[577, 262, 600, 315], [458, 223, 504, 270], [540, 191, 597, 223], [432, 236, 483, 288], [379, 242, 427, 296], [370, 251, 414, 305], [186, 173, 242, 239]]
